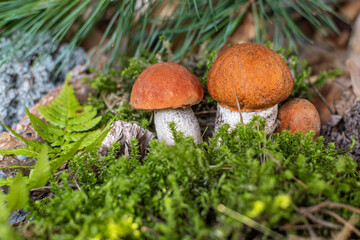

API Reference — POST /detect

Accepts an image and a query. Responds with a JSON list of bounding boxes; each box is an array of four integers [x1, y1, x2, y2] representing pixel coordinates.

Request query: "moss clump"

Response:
[[26, 119, 360, 239]]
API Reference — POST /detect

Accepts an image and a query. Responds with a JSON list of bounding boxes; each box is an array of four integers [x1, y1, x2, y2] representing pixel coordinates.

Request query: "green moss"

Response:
[[25, 119, 360, 239]]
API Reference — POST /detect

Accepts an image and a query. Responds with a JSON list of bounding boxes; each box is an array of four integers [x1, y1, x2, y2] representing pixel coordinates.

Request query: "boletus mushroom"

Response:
[[207, 43, 293, 134], [276, 98, 321, 138], [130, 62, 204, 145]]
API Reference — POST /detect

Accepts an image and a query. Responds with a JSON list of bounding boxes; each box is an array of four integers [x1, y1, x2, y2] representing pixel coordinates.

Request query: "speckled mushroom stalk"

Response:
[[130, 62, 204, 145], [214, 103, 278, 134], [154, 107, 202, 145], [207, 43, 294, 135]]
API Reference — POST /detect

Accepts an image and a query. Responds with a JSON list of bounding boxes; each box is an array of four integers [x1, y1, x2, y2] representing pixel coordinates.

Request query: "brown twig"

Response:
[[281, 224, 329, 230], [307, 78, 334, 115], [73, 169, 82, 191], [30, 186, 52, 192], [305, 213, 342, 229], [263, 149, 281, 170], [138, 205, 166, 224], [305, 223, 318, 239], [322, 210, 360, 238], [141, 226, 161, 238], [234, 89, 244, 125], [256, 121, 265, 163], [334, 213, 360, 240], [102, 93, 118, 114], [300, 201, 360, 218], [292, 176, 309, 189]]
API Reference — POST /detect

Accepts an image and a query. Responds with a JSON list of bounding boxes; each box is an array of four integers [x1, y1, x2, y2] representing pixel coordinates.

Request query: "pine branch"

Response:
[[0, 0, 342, 71]]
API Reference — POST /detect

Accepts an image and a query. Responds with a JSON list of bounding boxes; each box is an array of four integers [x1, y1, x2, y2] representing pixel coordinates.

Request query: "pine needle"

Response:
[[0, 0, 341, 71]]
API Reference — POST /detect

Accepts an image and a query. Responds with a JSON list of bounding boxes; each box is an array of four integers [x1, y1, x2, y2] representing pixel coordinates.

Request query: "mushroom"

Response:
[[275, 98, 321, 138], [130, 62, 204, 145], [207, 43, 293, 133]]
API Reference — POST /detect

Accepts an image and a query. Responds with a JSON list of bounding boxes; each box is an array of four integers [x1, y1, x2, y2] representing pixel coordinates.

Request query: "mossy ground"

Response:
[[25, 120, 360, 239], [1, 45, 358, 239]]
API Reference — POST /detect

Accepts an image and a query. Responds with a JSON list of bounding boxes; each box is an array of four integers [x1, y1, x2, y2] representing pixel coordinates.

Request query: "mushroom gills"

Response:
[[214, 103, 278, 134], [154, 107, 202, 145]]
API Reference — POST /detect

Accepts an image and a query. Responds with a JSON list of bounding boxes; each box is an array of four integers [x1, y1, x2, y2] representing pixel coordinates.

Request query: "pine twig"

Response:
[[322, 210, 360, 238]]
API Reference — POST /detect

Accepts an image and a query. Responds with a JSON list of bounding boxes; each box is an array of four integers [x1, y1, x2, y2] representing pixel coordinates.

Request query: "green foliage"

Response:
[[121, 57, 158, 85], [27, 145, 50, 190], [36, 75, 102, 150], [198, 49, 217, 86], [0, 0, 341, 71], [0, 192, 20, 240], [7, 172, 29, 213], [0, 73, 111, 220], [26, 119, 360, 239]]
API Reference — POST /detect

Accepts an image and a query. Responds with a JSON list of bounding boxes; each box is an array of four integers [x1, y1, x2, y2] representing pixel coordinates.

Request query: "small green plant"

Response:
[[0, 191, 20, 240], [24, 119, 360, 239], [0, 73, 111, 225]]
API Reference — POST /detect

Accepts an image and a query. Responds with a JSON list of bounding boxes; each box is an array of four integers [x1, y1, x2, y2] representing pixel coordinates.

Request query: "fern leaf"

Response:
[[49, 134, 87, 172], [0, 146, 38, 158], [50, 139, 64, 147], [0, 191, 20, 240], [0, 122, 41, 150], [25, 106, 63, 142], [84, 124, 113, 153], [61, 83, 81, 117], [0, 178, 16, 187], [7, 172, 29, 213], [68, 109, 98, 125], [64, 130, 96, 142], [27, 144, 50, 190], [68, 116, 102, 132], [38, 105, 67, 128], [47, 124, 65, 137]]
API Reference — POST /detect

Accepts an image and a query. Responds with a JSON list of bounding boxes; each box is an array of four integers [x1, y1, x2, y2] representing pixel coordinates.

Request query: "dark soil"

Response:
[[322, 99, 360, 165]]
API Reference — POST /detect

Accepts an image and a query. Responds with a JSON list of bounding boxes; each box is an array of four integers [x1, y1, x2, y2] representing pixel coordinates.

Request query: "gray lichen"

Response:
[[0, 34, 88, 132]]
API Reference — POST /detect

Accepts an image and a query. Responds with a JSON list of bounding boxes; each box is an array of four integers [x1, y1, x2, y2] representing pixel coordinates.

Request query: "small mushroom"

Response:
[[207, 43, 293, 133], [130, 62, 204, 145], [275, 98, 321, 138]]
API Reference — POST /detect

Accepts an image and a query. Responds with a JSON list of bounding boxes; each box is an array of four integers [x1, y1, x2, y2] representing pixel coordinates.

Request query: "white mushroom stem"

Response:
[[214, 103, 278, 134], [154, 107, 202, 145]]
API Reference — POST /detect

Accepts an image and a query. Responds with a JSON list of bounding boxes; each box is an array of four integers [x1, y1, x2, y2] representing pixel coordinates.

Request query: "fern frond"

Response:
[[49, 134, 87, 172], [25, 106, 64, 143], [0, 146, 38, 158], [38, 82, 82, 128], [64, 129, 96, 141], [37, 105, 67, 128], [84, 123, 113, 153], [67, 109, 98, 126], [27, 144, 50, 189], [67, 116, 101, 132], [7, 172, 29, 213]]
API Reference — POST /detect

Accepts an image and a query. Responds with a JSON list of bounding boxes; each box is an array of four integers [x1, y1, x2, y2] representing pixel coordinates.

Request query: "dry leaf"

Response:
[[99, 120, 155, 159]]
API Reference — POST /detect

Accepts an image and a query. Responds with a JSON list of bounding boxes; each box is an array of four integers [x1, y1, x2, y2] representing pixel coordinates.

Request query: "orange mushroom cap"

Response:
[[207, 43, 293, 112], [276, 98, 321, 137], [130, 62, 204, 110]]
